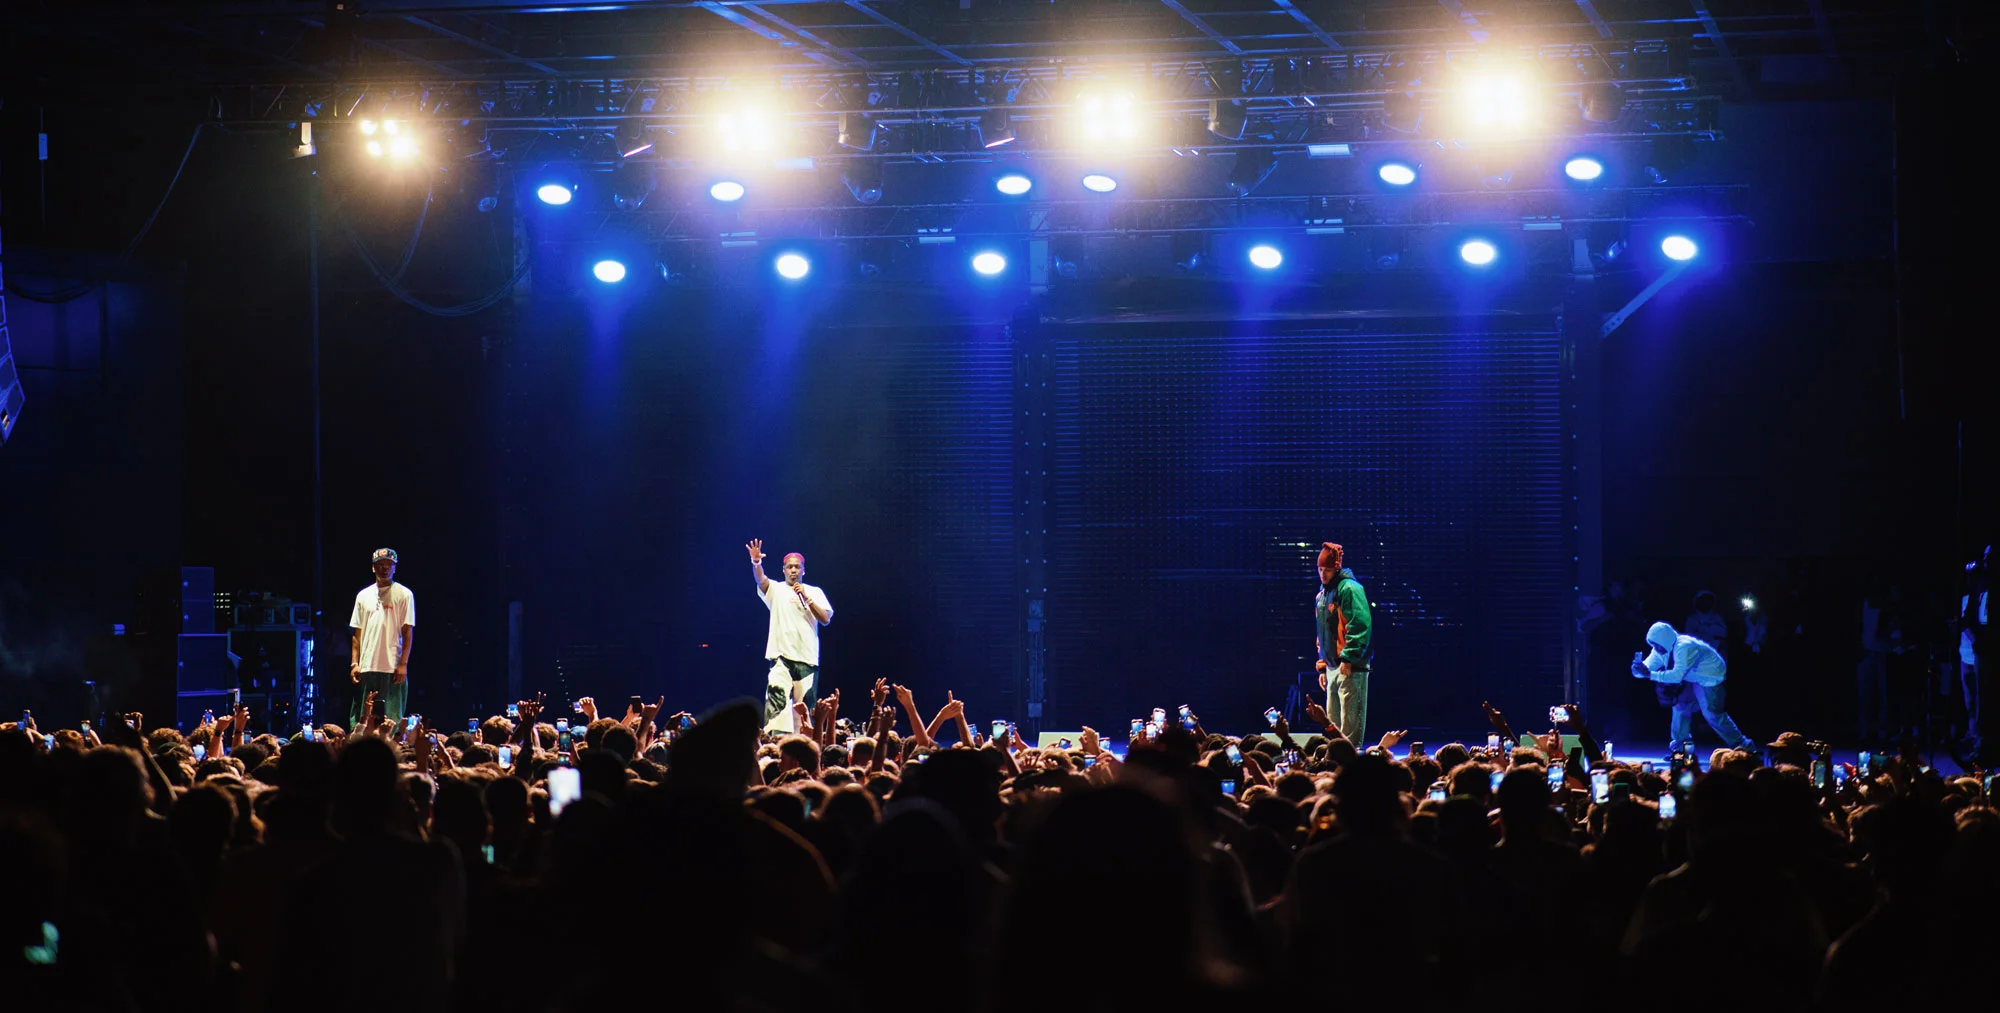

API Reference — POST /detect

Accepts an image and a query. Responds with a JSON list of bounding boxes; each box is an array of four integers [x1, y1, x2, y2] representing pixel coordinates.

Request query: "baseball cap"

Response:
[[371, 548, 399, 564], [1766, 731, 1808, 751]]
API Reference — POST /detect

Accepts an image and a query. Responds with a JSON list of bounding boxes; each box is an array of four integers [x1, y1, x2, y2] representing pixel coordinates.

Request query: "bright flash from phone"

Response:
[[1741, 596, 1756, 611]]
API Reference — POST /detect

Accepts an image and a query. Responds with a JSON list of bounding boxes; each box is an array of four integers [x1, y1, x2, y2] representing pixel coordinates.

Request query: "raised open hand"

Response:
[[1079, 725, 1100, 755], [893, 684, 916, 708], [576, 696, 597, 722], [792, 699, 811, 730], [1379, 729, 1407, 750], [871, 678, 890, 707], [517, 694, 544, 726], [746, 538, 765, 564], [641, 696, 663, 726], [1481, 700, 1508, 731]]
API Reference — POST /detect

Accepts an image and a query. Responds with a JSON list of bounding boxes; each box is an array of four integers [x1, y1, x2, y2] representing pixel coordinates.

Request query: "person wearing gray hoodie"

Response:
[[1632, 621, 1753, 750]]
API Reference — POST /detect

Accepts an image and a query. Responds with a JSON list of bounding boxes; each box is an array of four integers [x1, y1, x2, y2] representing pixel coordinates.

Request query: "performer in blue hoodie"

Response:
[[1633, 621, 1753, 750]]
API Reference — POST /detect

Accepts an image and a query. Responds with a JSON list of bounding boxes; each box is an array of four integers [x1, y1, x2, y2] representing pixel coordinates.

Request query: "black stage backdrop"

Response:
[[1045, 316, 1567, 733]]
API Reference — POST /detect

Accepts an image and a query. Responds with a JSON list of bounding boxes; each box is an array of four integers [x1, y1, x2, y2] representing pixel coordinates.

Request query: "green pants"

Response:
[[350, 671, 407, 728], [1331, 667, 1369, 744]]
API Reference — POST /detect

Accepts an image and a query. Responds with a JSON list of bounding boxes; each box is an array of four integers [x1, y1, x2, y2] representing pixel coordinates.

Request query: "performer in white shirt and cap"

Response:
[[350, 547, 416, 726], [1633, 621, 1751, 750], [746, 538, 833, 734]]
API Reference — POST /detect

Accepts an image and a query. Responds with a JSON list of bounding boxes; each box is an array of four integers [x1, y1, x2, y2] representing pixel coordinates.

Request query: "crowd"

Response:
[[3, 680, 1998, 1013]]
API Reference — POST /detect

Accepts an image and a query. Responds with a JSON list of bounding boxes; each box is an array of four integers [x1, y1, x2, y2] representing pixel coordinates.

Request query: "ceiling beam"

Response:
[[1269, 0, 1344, 52], [844, 2, 970, 67], [1436, 0, 1488, 44], [403, 15, 563, 75], [743, 4, 867, 66], [1573, 0, 1613, 39], [1157, 0, 1244, 56], [1688, 1, 1750, 96], [697, 1, 850, 67]]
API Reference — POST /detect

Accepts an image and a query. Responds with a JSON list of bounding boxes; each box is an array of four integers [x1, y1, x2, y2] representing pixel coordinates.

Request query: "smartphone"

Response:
[[679, 714, 693, 731], [1151, 707, 1166, 725], [548, 766, 583, 816], [468, 719, 480, 734], [1590, 769, 1610, 804], [555, 718, 569, 732], [201, 710, 214, 725], [1226, 744, 1242, 764], [1546, 764, 1565, 790], [19, 710, 29, 726], [498, 745, 513, 766], [406, 714, 420, 731], [991, 720, 1009, 740], [1409, 741, 1425, 756], [300, 723, 313, 741], [1985, 774, 2000, 798], [481, 844, 495, 864], [42, 734, 55, 751], [558, 729, 573, 752], [1549, 705, 1571, 724], [1427, 784, 1447, 803], [1657, 792, 1678, 819], [1274, 761, 1291, 776], [80, 720, 91, 735], [1486, 733, 1501, 751], [1675, 768, 1695, 793], [193, 744, 207, 760], [1083, 755, 1097, 768], [1489, 769, 1505, 794], [1603, 741, 1615, 762], [1057, 738, 1073, 750], [507, 704, 519, 719], [1263, 707, 1282, 728], [1220, 779, 1237, 795], [312, 729, 324, 743], [629, 695, 644, 715], [800, 798, 814, 818], [1641, 761, 1654, 774], [1178, 704, 1193, 727], [1812, 759, 1831, 790], [1130, 719, 1145, 739]]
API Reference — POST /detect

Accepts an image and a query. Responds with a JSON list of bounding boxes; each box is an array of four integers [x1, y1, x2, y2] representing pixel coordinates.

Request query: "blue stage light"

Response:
[[1377, 162, 1417, 186], [995, 174, 1032, 196], [1247, 245, 1283, 270], [775, 253, 811, 280], [591, 260, 628, 284], [709, 180, 746, 202], [971, 252, 1007, 275], [536, 183, 576, 206], [1081, 173, 1118, 193], [1564, 156, 1605, 182], [1459, 239, 1498, 266], [1660, 235, 1699, 261]]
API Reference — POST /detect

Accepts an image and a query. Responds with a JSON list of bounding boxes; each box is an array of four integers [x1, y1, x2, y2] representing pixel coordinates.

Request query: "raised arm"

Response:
[[926, 691, 963, 742], [894, 685, 934, 748], [748, 539, 773, 594]]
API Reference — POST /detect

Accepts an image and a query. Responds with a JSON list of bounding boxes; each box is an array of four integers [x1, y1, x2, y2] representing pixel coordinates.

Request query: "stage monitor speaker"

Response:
[[181, 567, 215, 633]]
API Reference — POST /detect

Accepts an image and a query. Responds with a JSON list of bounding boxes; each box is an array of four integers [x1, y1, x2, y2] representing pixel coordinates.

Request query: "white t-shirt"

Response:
[[759, 579, 832, 666], [350, 581, 416, 673]]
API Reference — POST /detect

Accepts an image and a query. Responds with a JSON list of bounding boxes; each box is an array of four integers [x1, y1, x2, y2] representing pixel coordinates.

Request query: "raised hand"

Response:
[[577, 696, 597, 723], [641, 696, 663, 727], [937, 692, 964, 721], [871, 678, 890, 708], [517, 695, 543, 727], [746, 538, 765, 564], [1304, 700, 1331, 728], [893, 684, 916, 709], [1079, 725, 1100, 754], [1379, 729, 1407, 750]]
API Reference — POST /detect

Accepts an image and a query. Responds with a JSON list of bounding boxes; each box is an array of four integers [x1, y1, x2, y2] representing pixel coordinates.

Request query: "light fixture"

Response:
[[536, 183, 575, 206], [1306, 143, 1352, 158], [1456, 70, 1536, 133], [1459, 239, 1498, 266], [718, 103, 778, 153], [837, 112, 877, 152], [775, 253, 811, 280], [1579, 83, 1626, 124], [1660, 235, 1699, 261], [388, 136, 417, 160], [1206, 100, 1247, 141], [971, 251, 1007, 275], [840, 160, 883, 205], [1225, 148, 1278, 198], [1247, 245, 1283, 270], [592, 260, 629, 284], [1081, 173, 1118, 193], [1073, 88, 1143, 147], [1564, 156, 1605, 182], [365, 140, 384, 158], [980, 110, 1016, 148], [995, 173, 1032, 196], [382, 120, 402, 136], [709, 180, 746, 202], [359, 119, 380, 136], [1377, 161, 1417, 186]]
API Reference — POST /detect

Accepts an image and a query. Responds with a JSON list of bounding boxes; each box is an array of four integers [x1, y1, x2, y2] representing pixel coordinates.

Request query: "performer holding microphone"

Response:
[[1632, 621, 1753, 750], [747, 539, 834, 734]]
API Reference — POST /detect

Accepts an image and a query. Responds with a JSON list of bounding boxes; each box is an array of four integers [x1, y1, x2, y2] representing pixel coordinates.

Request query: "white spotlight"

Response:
[[1081, 173, 1118, 193], [1661, 235, 1699, 261], [995, 174, 1032, 196], [709, 180, 746, 202], [1247, 245, 1283, 270], [1459, 240, 1498, 266], [358, 119, 379, 136], [536, 183, 575, 206], [1377, 162, 1417, 186], [1074, 89, 1143, 147], [365, 140, 384, 159], [775, 253, 811, 280], [1564, 156, 1605, 182], [971, 252, 1007, 276], [718, 107, 776, 153], [1458, 71, 1535, 132]]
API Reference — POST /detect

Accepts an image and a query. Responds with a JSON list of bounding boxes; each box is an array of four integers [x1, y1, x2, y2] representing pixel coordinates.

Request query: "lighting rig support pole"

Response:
[[1013, 304, 1053, 735], [1598, 262, 1688, 339], [305, 156, 324, 726], [1562, 237, 1605, 714]]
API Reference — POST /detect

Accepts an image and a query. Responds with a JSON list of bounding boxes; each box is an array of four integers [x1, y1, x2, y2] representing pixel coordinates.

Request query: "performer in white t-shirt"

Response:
[[350, 547, 416, 727], [746, 539, 833, 733]]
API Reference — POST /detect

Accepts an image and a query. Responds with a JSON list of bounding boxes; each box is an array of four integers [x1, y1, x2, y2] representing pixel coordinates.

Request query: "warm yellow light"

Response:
[[388, 136, 417, 159], [1455, 69, 1539, 134], [1071, 87, 1145, 148], [717, 106, 776, 153], [383, 119, 402, 136], [359, 119, 379, 136], [365, 139, 384, 158]]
